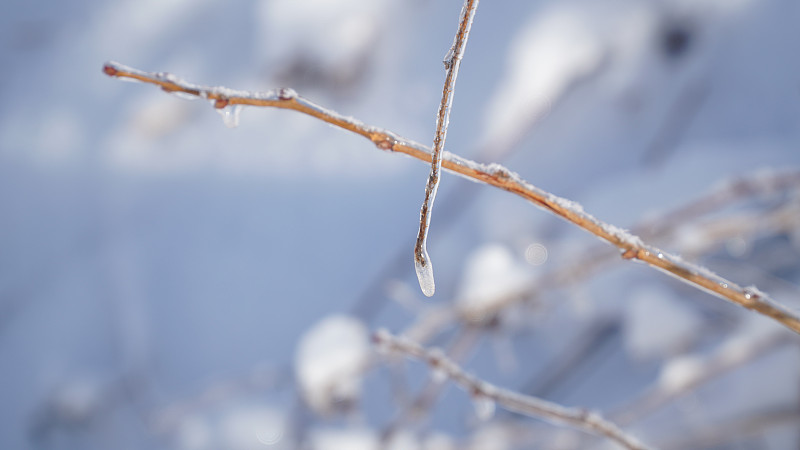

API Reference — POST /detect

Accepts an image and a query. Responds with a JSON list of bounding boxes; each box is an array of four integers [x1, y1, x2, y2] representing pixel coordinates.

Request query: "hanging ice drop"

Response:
[[216, 104, 242, 128], [414, 247, 435, 297]]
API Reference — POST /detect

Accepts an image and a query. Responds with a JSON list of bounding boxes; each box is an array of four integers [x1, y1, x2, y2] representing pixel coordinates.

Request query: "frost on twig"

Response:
[[414, 0, 480, 297], [102, 62, 800, 335], [373, 329, 652, 450]]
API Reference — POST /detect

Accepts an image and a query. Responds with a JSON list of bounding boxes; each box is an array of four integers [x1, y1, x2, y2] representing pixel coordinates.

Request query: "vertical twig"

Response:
[[414, 0, 480, 297]]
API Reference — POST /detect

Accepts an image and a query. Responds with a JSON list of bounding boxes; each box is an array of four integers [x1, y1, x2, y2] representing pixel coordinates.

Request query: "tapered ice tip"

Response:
[[216, 104, 242, 128], [414, 251, 435, 297]]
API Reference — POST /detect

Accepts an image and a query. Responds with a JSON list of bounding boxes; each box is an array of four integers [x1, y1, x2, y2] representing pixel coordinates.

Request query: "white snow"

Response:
[[220, 407, 289, 450], [467, 423, 512, 450], [310, 427, 379, 450], [176, 415, 212, 450], [624, 287, 703, 360], [422, 433, 455, 450], [481, 3, 606, 148], [295, 315, 370, 414], [257, 0, 393, 85], [385, 430, 421, 450], [658, 355, 704, 392], [456, 244, 531, 319]]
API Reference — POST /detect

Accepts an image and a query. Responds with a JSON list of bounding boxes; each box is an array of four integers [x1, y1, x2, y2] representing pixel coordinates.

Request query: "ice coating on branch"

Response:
[[216, 105, 242, 128], [415, 249, 436, 297], [295, 315, 370, 414]]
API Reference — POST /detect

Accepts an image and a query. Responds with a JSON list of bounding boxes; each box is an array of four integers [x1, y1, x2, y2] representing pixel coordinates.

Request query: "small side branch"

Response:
[[373, 330, 652, 450], [414, 0, 480, 297], [102, 62, 800, 336]]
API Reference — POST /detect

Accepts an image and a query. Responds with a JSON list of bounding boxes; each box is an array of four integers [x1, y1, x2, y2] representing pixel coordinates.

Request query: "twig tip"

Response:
[[102, 63, 118, 77]]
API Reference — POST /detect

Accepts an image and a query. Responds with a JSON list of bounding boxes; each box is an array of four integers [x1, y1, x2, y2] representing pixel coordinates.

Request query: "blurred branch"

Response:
[[373, 329, 652, 450], [103, 62, 800, 336], [399, 169, 800, 361], [380, 326, 481, 441], [659, 406, 800, 450], [611, 324, 794, 426]]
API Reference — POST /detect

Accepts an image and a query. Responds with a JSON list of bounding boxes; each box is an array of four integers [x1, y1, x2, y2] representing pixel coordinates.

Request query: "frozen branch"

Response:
[[102, 62, 800, 336], [372, 329, 652, 450], [414, 0, 480, 297], [380, 326, 481, 441]]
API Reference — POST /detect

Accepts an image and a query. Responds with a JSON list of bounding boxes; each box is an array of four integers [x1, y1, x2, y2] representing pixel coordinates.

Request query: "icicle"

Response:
[[216, 104, 242, 128], [472, 392, 496, 421], [414, 248, 435, 297]]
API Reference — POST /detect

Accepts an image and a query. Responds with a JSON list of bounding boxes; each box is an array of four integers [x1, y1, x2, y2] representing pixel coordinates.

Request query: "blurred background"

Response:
[[1, 0, 799, 448]]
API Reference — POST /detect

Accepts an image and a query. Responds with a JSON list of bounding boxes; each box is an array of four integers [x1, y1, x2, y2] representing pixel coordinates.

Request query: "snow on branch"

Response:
[[102, 62, 800, 336], [372, 329, 652, 450]]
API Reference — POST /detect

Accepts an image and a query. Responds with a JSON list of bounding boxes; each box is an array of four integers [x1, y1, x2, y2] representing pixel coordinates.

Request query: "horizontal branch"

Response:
[[102, 61, 800, 335], [373, 330, 651, 450]]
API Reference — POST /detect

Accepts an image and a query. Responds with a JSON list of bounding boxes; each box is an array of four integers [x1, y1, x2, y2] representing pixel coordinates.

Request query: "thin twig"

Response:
[[414, 0, 480, 297], [373, 329, 652, 450], [102, 62, 800, 336], [381, 326, 481, 441]]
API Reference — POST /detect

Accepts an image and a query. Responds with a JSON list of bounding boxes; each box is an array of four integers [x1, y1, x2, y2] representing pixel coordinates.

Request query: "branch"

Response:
[[102, 61, 800, 336], [372, 330, 652, 450], [380, 326, 481, 441], [414, 0, 480, 297], [399, 169, 800, 362]]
